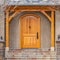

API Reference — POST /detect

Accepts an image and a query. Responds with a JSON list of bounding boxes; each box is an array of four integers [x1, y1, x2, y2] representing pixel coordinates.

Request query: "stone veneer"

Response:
[[0, 7, 5, 60], [5, 49, 56, 60]]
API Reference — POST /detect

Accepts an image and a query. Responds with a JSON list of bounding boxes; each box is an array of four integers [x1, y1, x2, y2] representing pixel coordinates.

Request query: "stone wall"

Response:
[[5, 49, 56, 60], [55, 10, 60, 41], [0, 6, 5, 42], [0, 7, 5, 60], [55, 10, 60, 59]]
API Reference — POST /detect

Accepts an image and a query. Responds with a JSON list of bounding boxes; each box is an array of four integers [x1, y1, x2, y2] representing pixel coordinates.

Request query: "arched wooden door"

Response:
[[20, 14, 40, 48]]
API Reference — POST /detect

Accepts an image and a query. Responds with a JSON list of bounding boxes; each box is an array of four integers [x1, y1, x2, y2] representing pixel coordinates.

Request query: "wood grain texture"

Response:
[[20, 14, 40, 48]]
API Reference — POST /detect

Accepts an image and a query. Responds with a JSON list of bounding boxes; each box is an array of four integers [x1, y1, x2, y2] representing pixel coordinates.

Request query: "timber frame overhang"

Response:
[[5, 6, 55, 51], [5, 6, 55, 11]]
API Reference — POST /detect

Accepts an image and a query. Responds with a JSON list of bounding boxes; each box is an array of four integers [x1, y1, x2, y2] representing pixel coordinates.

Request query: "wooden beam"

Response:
[[9, 11, 20, 22], [41, 11, 52, 22], [6, 11, 9, 48], [51, 11, 54, 50], [11, 6, 18, 12], [5, 6, 11, 12], [6, 6, 55, 12]]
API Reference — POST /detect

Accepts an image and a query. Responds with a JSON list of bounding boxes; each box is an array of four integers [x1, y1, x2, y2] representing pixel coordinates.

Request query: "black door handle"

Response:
[[37, 32, 38, 39]]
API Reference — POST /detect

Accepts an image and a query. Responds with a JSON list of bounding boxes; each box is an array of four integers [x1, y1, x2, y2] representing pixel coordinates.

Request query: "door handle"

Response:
[[37, 32, 38, 39]]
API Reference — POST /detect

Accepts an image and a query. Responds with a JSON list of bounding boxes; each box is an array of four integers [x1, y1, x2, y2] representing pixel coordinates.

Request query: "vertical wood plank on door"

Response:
[[20, 14, 40, 48]]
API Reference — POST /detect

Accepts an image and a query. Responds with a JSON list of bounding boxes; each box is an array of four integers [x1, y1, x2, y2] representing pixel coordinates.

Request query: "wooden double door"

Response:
[[20, 14, 40, 48]]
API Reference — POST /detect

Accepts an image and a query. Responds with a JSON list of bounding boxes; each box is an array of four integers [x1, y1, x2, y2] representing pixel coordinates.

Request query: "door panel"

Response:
[[20, 14, 40, 48]]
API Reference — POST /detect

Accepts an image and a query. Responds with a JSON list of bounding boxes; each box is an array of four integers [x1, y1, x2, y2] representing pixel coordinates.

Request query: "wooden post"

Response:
[[51, 11, 54, 51], [6, 11, 9, 51]]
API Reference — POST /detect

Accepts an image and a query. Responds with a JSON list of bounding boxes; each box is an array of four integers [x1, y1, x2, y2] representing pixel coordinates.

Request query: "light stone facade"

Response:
[[0, 1, 60, 60], [0, 6, 5, 60]]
